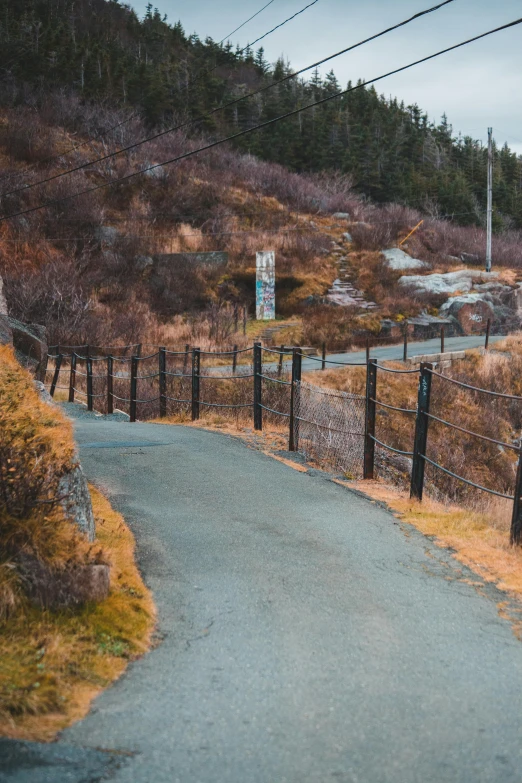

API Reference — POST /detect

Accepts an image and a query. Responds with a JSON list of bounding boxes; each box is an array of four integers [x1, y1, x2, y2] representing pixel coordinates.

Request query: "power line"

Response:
[[2, 0, 456, 200], [3, 15, 521, 224], [218, 0, 278, 44], [243, 0, 320, 51]]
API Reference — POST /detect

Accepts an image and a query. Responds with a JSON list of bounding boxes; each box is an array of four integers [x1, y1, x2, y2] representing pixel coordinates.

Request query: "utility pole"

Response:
[[486, 127, 493, 272]]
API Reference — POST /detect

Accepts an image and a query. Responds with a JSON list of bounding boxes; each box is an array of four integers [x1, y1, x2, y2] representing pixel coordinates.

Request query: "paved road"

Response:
[[3, 413, 522, 782], [260, 334, 503, 373]]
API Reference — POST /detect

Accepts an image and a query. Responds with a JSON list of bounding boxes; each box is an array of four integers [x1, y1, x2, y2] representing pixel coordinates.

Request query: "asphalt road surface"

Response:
[[2, 411, 522, 783]]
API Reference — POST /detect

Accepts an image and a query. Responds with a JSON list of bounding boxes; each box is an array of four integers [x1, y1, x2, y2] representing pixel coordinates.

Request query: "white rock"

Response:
[[382, 247, 428, 271], [439, 293, 489, 313], [399, 269, 498, 295], [0, 274, 7, 316]]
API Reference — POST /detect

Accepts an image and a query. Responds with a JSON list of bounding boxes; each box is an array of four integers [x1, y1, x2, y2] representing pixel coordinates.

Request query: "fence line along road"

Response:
[[44, 324, 522, 545]]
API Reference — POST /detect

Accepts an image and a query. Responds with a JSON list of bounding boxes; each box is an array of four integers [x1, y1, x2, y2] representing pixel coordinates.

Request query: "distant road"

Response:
[[265, 334, 504, 373]]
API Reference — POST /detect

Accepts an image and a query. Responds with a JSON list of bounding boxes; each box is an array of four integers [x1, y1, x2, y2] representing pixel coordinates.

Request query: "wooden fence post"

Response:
[[191, 348, 200, 422], [232, 345, 238, 376], [440, 326, 445, 355], [159, 347, 167, 418], [511, 449, 522, 546], [107, 356, 114, 415], [278, 345, 284, 378], [253, 342, 263, 431], [50, 353, 62, 398], [289, 348, 302, 452], [403, 327, 408, 362], [485, 318, 491, 350], [410, 362, 433, 501], [183, 344, 190, 375], [130, 356, 138, 422], [322, 342, 326, 370], [69, 353, 77, 403], [87, 357, 94, 412], [364, 359, 377, 480]]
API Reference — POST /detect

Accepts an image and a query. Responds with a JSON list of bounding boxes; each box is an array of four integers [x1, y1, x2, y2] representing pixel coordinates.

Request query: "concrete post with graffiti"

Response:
[[256, 251, 276, 321]]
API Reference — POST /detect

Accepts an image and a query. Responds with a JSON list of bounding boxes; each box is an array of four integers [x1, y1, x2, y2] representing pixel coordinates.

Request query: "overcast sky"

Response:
[[131, 0, 522, 153]]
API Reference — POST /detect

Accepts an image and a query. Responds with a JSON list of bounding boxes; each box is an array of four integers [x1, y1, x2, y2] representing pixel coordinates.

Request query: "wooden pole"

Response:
[[107, 356, 114, 415], [129, 357, 138, 422], [363, 360, 377, 480], [486, 126, 493, 273], [278, 345, 285, 378], [50, 354, 62, 398], [159, 347, 167, 418], [253, 342, 263, 432], [289, 348, 302, 452], [69, 353, 77, 403], [191, 348, 200, 421], [510, 448, 522, 546], [410, 363, 433, 501], [86, 357, 94, 412]]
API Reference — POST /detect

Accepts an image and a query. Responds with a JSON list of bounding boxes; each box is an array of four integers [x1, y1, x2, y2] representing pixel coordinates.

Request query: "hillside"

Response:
[[0, 0, 521, 349], [0, 0, 521, 226]]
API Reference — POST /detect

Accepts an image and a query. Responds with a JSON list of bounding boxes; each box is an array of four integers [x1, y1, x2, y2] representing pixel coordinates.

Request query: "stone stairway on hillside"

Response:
[[327, 245, 379, 311], [259, 321, 299, 345]]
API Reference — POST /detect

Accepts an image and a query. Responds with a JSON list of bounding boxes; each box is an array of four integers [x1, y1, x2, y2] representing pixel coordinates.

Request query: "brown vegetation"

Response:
[[0, 345, 104, 620], [0, 486, 155, 741]]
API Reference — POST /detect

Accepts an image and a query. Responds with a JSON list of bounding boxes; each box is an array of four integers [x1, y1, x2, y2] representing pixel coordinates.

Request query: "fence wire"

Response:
[[294, 381, 365, 478]]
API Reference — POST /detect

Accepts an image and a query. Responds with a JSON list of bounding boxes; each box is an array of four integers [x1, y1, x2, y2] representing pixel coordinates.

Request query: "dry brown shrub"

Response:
[[0, 346, 100, 620]]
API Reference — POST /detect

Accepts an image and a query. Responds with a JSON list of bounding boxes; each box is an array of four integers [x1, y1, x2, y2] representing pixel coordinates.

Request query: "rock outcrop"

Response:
[[399, 269, 498, 295], [382, 247, 428, 271], [0, 275, 12, 346], [58, 462, 96, 542], [19, 555, 110, 609]]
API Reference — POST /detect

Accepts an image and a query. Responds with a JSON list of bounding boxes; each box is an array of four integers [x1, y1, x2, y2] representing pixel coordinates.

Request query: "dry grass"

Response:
[[0, 345, 102, 619], [348, 480, 522, 600], [0, 486, 156, 741]]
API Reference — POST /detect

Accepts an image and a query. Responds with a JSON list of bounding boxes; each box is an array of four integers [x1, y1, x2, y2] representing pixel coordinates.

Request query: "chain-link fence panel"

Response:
[[294, 381, 366, 478]]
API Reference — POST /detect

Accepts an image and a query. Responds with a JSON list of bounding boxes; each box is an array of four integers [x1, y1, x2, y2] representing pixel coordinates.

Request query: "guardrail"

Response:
[[44, 333, 522, 545]]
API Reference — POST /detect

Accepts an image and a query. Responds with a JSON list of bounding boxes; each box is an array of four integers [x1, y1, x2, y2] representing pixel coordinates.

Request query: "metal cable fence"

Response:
[[294, 381, 365, 478], [42, 336, 522, 545]]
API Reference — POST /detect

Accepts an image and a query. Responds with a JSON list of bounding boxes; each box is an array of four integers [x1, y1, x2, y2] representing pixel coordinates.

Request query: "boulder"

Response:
[[382, 248, 428, 271], [19, 554, 110, 609], [95, 225, 120, 245], [439, 294, 494, 334], [32, 381, 96, 542], [0, 275, 12, 346], [134, 255, 154, 273], [399, 269, 498, 295], [8, 317, 48, 379], [332, 212, 350, 220], [460, 252, 480, 264], [343, 232, 353, 243], [58, 463, 96, 542]]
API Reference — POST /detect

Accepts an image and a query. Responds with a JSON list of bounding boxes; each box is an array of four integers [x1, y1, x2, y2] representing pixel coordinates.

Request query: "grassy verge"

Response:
[[0, 486, 156, 742], [346, 480, 522, 606]]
